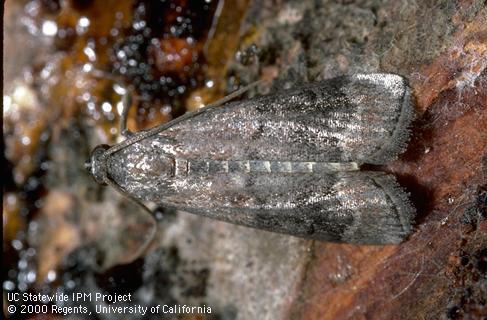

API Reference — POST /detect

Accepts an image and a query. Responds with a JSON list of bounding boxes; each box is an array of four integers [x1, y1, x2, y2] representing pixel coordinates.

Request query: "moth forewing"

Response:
[[88, 73, 416, 244]]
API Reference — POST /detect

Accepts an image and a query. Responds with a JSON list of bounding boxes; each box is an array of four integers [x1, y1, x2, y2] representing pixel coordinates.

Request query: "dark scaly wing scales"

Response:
[[106, 74, 415, 244], [158, 73, 413, 164]]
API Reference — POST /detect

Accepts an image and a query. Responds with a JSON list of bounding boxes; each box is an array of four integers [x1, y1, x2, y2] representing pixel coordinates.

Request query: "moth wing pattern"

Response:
[[162, 171, 414, 244], [105, 73, 415, 244], [159, 73, 413, 164]]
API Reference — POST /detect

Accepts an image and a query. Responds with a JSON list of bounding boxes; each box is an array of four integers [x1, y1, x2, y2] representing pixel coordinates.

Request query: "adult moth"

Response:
[[86, 73, 415, 244]]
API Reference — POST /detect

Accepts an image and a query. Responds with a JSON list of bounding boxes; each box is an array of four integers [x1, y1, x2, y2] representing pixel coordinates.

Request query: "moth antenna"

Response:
[[204, 80, 265, 109], [105, 80, 268, 155]]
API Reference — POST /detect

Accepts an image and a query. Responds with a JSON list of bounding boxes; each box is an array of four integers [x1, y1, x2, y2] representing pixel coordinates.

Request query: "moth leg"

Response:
[[114, 204, 157, 264], [120, 92, 134, 138], [89, 69, 135, 138], [103, 176, 157, 258], [129, 208, 157, 258]]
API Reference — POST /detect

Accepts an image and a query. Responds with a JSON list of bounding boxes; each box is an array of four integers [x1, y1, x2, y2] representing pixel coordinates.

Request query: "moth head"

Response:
[[85, 144, 110, 186]]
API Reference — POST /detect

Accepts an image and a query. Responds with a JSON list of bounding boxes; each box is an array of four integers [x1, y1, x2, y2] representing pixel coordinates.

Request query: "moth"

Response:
[[86, 73, 415, 244]]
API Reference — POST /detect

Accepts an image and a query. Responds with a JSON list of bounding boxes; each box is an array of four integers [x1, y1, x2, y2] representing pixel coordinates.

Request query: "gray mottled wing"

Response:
[[105, 73, 415, 243], [107, 151, 414, 243], [163, 171, 413, 244], [159, 73, 413, 164], [107, 157, 413, 243]]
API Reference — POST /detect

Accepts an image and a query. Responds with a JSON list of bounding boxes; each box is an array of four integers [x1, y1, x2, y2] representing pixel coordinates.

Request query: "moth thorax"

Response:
[[85, 144, 110, 186]]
